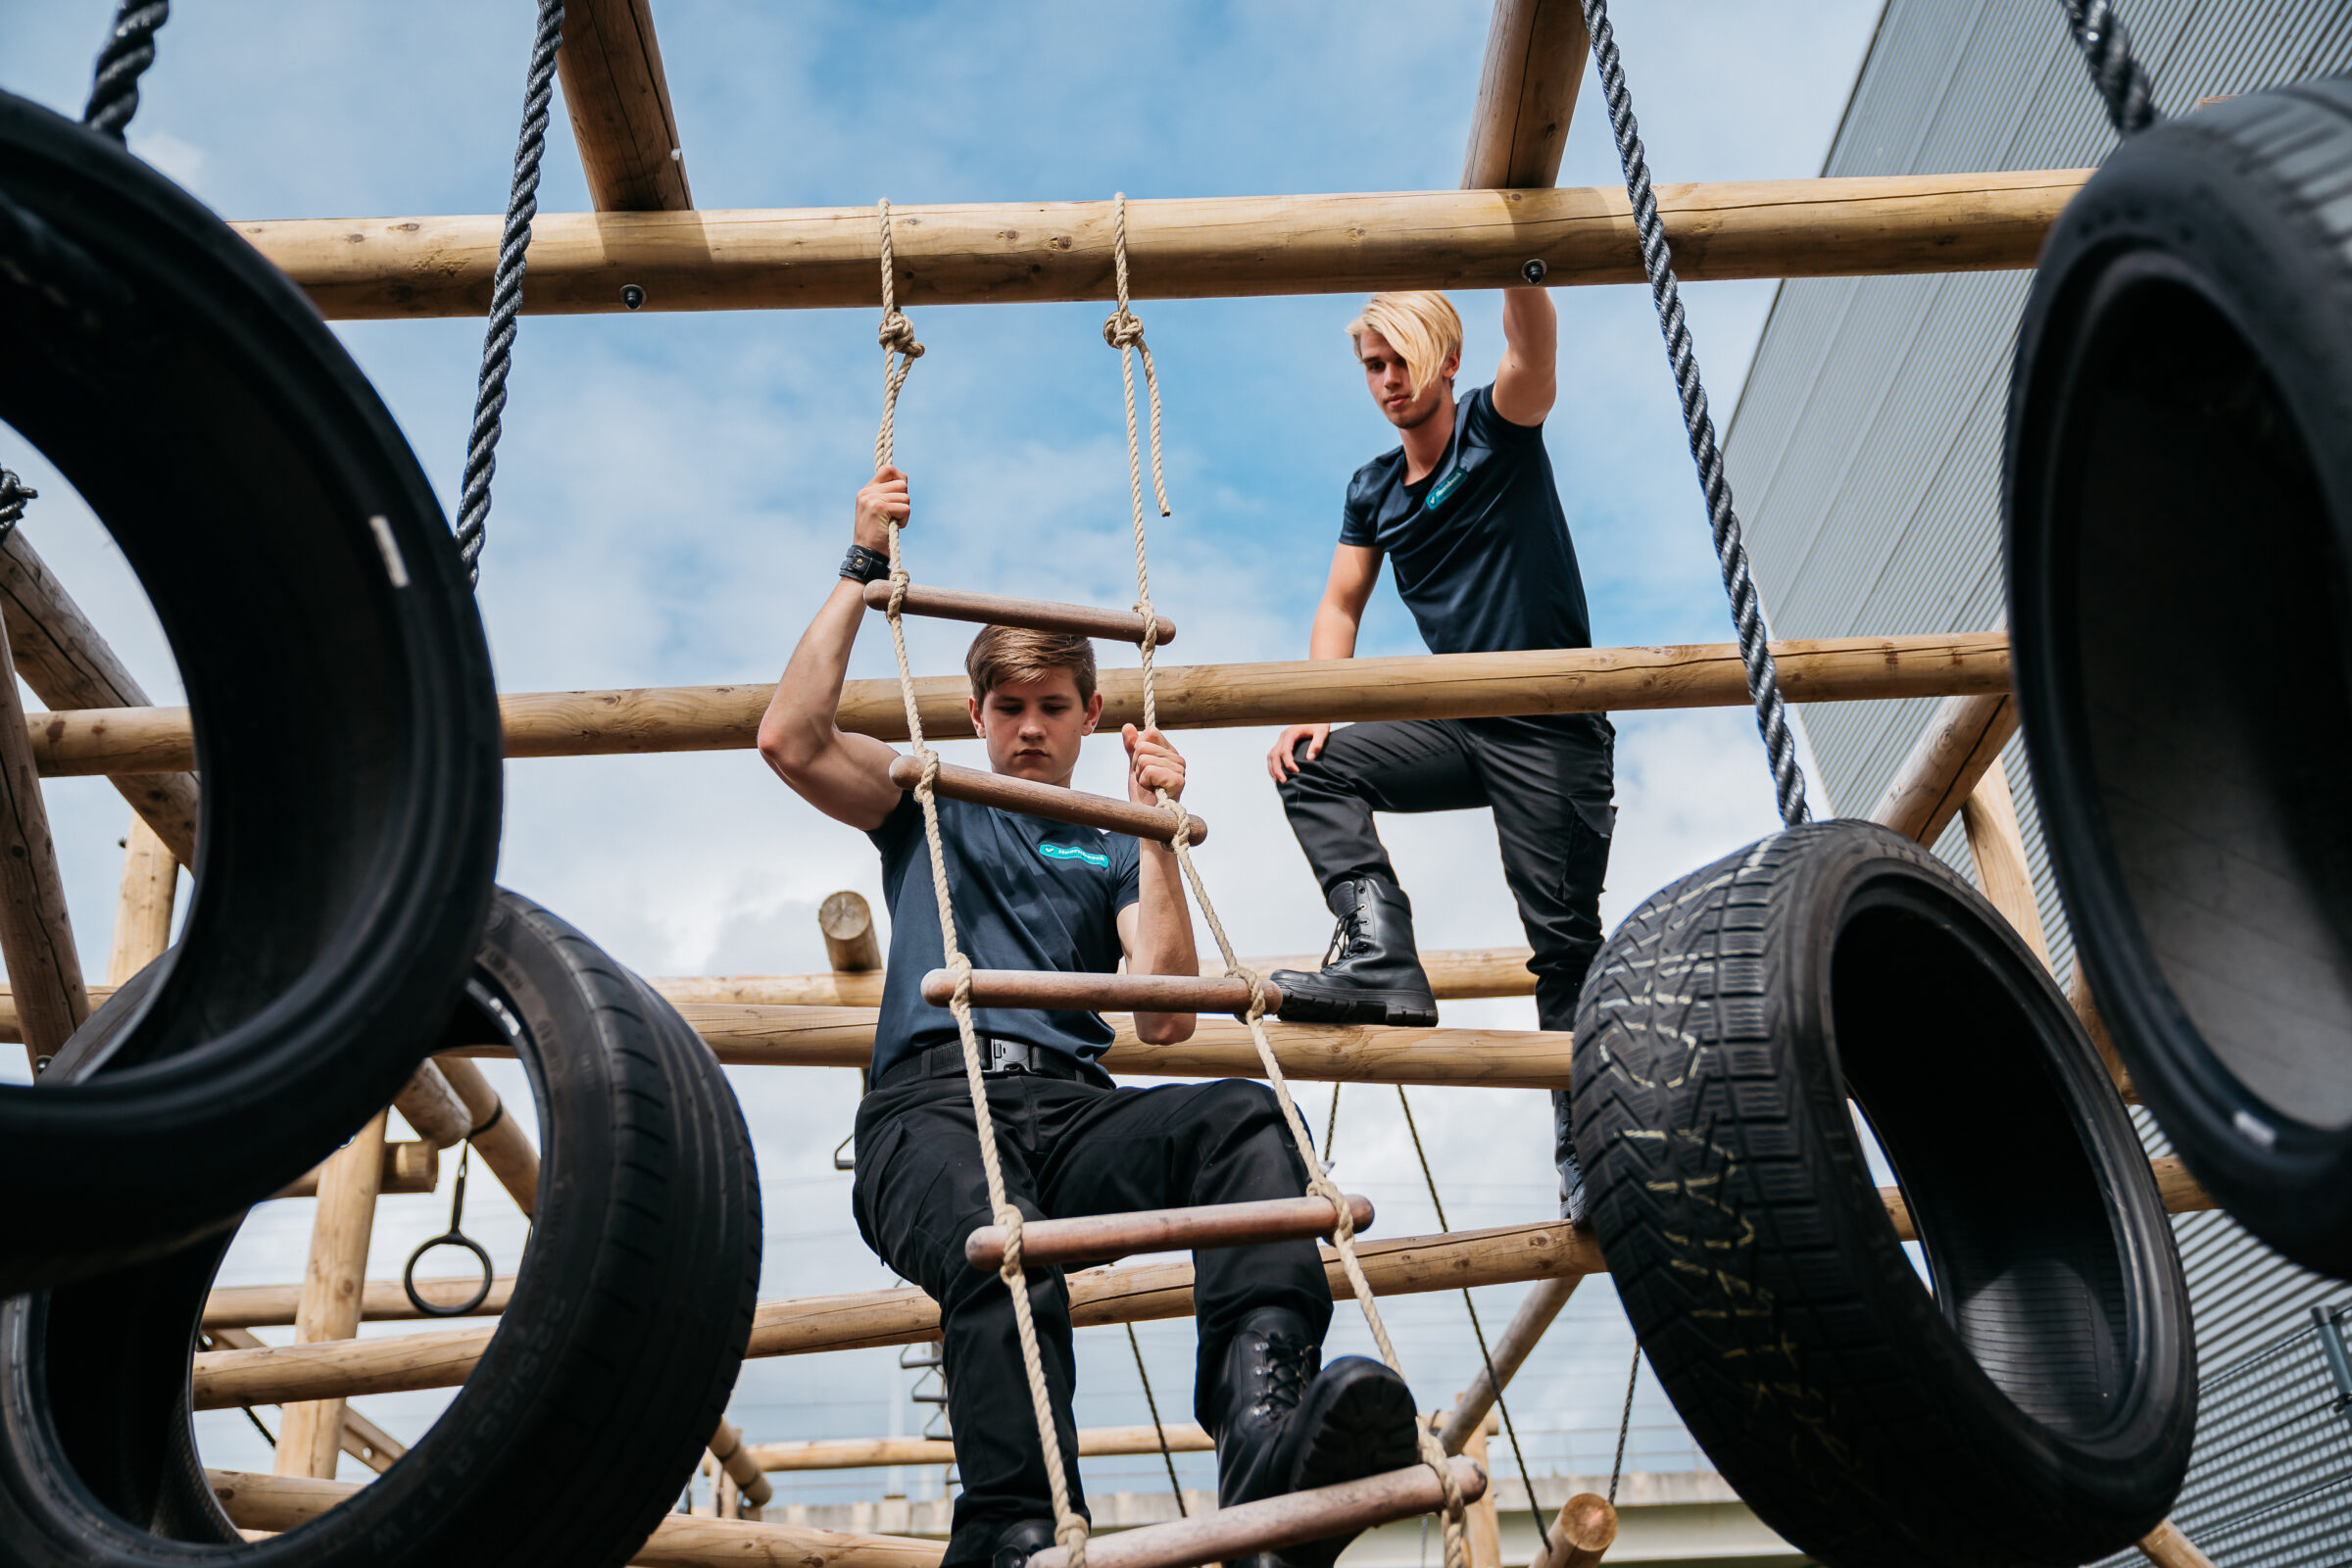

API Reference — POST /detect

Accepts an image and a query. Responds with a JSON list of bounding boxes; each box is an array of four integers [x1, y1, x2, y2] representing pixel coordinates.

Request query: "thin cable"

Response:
[[1322, 1082, 1343, 1167], [1396, 1086, 1547, 1542], [2061, 1, 2159, 136], [1125, 1323, 1188, 1516], [1577, 0, 1808, 827], [1102, 192, 1468, 1568], [1607, 1341, 1641, 1506], [82, 1, 169, 141], [454, 0, 566, 585]]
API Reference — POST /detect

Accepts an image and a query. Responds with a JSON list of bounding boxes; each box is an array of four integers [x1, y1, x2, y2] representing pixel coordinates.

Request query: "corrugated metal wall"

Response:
[[1723, 4, 2352, 1559]]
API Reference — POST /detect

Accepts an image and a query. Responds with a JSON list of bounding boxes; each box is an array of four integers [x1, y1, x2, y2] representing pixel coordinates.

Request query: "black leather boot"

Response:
[[1207, 1306, 1422, 1568], [1553, 1089, 1589, 1226], [988, 1518, 1056, 1568], [1269, 876, 1439, 1028]]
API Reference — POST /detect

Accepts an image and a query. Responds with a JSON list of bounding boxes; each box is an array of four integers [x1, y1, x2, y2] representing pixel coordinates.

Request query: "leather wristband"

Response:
[[840, 543, 891, 584]]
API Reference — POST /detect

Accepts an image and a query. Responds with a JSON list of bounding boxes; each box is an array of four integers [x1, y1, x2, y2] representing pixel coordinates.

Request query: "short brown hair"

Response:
[[965, 624, 1098, 703]]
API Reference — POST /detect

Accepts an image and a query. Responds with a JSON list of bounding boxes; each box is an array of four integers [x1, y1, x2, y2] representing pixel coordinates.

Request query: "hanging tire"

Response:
[[0, 891, 762, 1568], [0, 91, 503, 1290], [1573, 822, 2194, 1568], [2006, 79, 2352, 1280]]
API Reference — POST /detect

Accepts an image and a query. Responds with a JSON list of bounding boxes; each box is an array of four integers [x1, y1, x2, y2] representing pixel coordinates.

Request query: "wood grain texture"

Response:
[[919, 969, 1269, 1016], [270, 1139, 437, 1200], [748, 1424, 1215, 1473], [1462, 0, 1591, 189], [964, 1194, 1375, 1271], [1027, 1458, 1487, 1568], [0, 609, 85, 1067], [2135, 1518, 2220, 1568], [0, 529, 197, 862], [862, 580, 1174, 646], [819, 891, 881, 974], [890, 757, 1205, 846], [430, 1054, 540, 1215], [1532, 1494, 1617, 1568], [17, 633, 2010, 775], [231, 172, 2087, 320], [276, 1109, 388, 1479], [556, 0, 692, 212], [1869, 691, 2017, 846], [105, 815, 176, 985], [1959, 756, 2051, 963], [190, 1220, 1607, 1408], [1464, 1426, 1503, 1568]]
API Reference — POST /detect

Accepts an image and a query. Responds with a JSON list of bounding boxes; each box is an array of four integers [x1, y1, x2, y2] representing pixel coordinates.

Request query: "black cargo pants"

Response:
[[852, 1060, 1335, 1568], [1276, 712, 1616, 1030]]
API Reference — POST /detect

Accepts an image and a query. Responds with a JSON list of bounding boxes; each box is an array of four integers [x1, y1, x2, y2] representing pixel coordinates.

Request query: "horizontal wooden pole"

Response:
[[1029, 1457, 1488, 1568], [640, 945, 1541, 1011], [966, 1195, 1375, 1271], [920, 970, 1278, 1016], [190, 1220, 1601, 1409], [890, 757, 1205, 846], [751, 1424, 1216, 1473], [865, 581, 1174, 647], [204, 1273, 518, 1331], [270, 1140, 436, 1200], [232, 172, 2086, 321], [17, 633, 2008, 776], [1879, 1154, 2208, 1243], [207, 1470, 944, 1568]]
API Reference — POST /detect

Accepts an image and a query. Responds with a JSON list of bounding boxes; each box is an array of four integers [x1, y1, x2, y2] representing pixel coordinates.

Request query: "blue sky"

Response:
[[3, 0, 1883, 1510]]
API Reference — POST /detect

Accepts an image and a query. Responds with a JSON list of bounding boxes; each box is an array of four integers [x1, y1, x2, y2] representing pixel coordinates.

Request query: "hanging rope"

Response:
[[1576, 0, 1808, 828], [1125, 1323, 1188, 1516], [1101, 191, 1469, 1568], [868, 199, 1089, 1568], [82, 1, 169, 142], [2061, 1, 2159, 137], [1607, 1341, 1641, 1506], [1395, 1087, 1546, 1541], [453, 0, 566, 586]]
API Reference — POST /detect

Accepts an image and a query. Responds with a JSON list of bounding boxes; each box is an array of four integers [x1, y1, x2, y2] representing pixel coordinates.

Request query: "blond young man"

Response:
[[759, 466, 1423, 1568], [1264, 290, 1615, 1222]]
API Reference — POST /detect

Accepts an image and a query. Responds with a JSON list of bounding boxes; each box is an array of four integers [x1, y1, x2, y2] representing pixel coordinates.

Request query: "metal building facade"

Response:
[[1721, 2, 2352, 1559]]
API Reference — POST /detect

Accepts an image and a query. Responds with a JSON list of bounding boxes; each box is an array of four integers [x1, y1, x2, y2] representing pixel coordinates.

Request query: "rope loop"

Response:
[[879, 311, 926, 361], [1102, 309, 1147, 351], [886, 568, 911, 616]]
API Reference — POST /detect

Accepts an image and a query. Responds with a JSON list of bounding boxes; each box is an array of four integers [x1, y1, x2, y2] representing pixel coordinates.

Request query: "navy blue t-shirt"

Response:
[[1340, 383, 1592, 656], [866, 792, 1141, 1086]]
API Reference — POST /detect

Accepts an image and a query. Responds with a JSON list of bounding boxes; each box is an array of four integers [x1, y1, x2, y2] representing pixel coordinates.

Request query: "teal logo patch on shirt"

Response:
[[1423, 467, 1467, 513], [1037, 841, 1110, 870]]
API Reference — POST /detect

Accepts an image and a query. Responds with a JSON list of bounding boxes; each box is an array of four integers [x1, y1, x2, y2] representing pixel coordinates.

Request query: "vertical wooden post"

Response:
[[275, 1109, 390, 1479], [819, 891, 882, 974], [1461, 1420, 1503, 1568], [0, 612, 86, 1070], [1958, 756, 2050, 964], [107, 813, 177, 983]]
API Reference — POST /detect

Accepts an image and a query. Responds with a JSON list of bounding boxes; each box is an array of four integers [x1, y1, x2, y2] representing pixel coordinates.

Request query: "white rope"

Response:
[[871, 199, 1090, 1568], [1102, 191, 1468, 1568]]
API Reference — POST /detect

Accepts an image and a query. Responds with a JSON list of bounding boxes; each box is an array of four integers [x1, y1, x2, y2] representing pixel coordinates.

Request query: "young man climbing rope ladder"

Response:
[[759, 466, 1427, 1568], [1265, 288, 1614, 1222]]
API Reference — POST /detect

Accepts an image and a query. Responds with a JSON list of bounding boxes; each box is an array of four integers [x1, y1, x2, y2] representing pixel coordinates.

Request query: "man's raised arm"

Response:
[[756, 467, 910, 832], [1492, 286, 1558, 427]]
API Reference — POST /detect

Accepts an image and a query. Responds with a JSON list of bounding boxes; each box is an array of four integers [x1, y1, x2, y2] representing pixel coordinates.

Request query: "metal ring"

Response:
[[402, 1231, 495, 1316]]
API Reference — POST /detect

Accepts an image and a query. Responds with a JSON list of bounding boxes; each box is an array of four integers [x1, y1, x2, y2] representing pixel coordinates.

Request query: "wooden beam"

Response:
[[707, 1416, 772, 1515], [1879, 1153, 2210, 1243], [863, 581, 1175, 647], [820, 890, 882, 976], [205, 1272, 517, 1330], [1438, 1273, 1581, 1454], [203, 1327, 408, 1475], [106, 814, 176, 984], [1869, 691, 2016, 846], [0, 609, 85, 1070], [1532, 1494, 1617, 1568], [229, 172, 2087, 321], [748, 1424, 1215, 1473], [1958, 755, 2050, 964], [1462, 0, 1591, 190], [16, 633, 2009, 777], [964, 1194, 1375, 1271], [556, 0, 693, 213], [0, 529, 198, 863], [391, 1060, 473, 1151], [1463, 1424, 1504, 1568], [270, 1139, 437, 1200], [890, 757, 1207, 846], [190, 1220, 1603, 1409], [921, 970, 1272, 1016], [1028, 1458, 1488, 1568], [430, 1053, 540, 1216], [275, 1109, 389, 1479], [207, 1470, 946, 1568], [2136, 1519, 2220, 1568]]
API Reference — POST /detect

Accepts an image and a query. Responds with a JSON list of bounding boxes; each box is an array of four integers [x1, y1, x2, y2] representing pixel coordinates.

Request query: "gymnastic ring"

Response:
[[403, 1232, 495, 1319]]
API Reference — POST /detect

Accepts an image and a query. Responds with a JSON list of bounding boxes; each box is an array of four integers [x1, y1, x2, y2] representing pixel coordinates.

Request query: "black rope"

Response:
[[1607, 1339, 1640, 1506], [0, 470, 33, 549], [82, 1, 171, 142], [2061, 1, 2159, 137], [1577, 0, 1809, 827], [454, 0, 566, 586], [1124, 1323, 1188, 1516]]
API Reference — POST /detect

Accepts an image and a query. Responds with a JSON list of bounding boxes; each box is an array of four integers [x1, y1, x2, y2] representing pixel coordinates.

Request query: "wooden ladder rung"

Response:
[[966, 1194, 1376, 1271], [864, 580, 1176, 645], [1029, 1455, 1488, 1568], [919, 968, 1284, 1016], [889, 756, 1207, 845]]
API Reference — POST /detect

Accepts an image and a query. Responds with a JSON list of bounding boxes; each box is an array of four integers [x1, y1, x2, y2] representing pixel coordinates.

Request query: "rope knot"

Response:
[[1102, 309, 1147, 351], [886, 568, 911, 616], [996, 1203, 1025, 1275], [879, 311, 925, 360], [947, 949, 974, 1011], [1230, 963, 1270, 1026], [1056, 1516, 1091, 1568]]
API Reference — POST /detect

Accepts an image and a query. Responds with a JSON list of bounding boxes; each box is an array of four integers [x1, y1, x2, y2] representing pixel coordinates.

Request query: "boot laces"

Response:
[[1252, 1331, 1313, 1419], [1321, 896, 1367, 969]]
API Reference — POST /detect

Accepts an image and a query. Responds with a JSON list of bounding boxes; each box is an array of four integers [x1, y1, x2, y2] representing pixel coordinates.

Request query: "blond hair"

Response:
[[1347, 292, 1463, 398], [965, 624, 1099, 703]]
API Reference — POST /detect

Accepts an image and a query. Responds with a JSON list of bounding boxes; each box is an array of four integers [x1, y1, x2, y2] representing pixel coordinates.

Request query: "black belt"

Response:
[[879, 1037, 1090, 1089]]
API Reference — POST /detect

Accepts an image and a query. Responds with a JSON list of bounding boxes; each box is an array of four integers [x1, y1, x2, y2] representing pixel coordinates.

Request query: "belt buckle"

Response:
[[987, 1037, 1033, 1076]]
